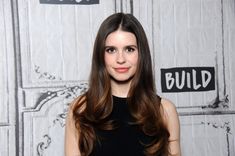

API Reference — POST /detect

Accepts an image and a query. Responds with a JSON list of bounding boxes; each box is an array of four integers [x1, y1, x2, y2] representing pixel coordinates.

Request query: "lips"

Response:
[[114, 67, 129, 73]]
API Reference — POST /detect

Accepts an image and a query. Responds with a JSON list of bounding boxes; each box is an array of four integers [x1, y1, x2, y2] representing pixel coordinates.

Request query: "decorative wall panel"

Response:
[[21, 83, 87, 156], [0, 0, 235, 156], [0, 127, 16, 156], [0, 0, 14, 126], [0, 0, 16, 156], [17, 0, 116, 87], [152, 0, 234, 115], [180, 115, 235, 156]]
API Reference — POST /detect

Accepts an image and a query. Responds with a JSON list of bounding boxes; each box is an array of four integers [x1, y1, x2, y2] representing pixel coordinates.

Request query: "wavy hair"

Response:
[[73, 13, 170, 156]]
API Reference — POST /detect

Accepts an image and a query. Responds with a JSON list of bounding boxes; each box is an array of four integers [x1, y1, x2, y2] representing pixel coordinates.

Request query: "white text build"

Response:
[[161, 67, 215, 92]]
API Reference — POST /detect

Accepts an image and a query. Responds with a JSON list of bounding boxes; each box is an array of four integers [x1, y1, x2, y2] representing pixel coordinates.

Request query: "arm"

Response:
[[64, 102, 81, 156], [161, 99, 181, 156]]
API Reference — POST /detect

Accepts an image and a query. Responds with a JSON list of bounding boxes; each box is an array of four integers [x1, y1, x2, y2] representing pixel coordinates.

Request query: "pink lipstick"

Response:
[[114, 67, 129, 73]]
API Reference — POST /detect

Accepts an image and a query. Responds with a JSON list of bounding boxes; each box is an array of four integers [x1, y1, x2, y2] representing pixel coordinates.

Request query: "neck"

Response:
[[110, 79, 131, 98]]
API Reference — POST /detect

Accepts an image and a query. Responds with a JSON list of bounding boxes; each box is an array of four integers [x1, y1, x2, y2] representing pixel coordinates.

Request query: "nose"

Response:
[[116, 52, 126, 64]]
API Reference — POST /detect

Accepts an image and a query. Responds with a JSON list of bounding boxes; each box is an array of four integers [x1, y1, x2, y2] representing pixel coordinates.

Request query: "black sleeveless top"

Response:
[[90, 96, 155, 156]]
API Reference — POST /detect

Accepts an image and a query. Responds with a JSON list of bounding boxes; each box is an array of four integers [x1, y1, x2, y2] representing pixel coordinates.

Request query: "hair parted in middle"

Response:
[[73, 12, 170, 156]]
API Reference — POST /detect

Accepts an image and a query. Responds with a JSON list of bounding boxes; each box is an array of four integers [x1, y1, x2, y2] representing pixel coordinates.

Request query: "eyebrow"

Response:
[[126, 45, 138, 48], [104, 45, 138, 48]]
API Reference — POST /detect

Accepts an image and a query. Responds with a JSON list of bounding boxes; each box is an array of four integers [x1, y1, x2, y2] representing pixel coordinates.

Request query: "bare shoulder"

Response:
[[159, 98, 180, 137], [64, 95, 85, 156], [66, 95, 85, 127], [160, 98, 181, 155], [160, 98, 178, 118], [65, 95, 86, 134]]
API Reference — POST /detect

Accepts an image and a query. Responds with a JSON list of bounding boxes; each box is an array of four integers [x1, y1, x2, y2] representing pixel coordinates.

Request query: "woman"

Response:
[[65, 12, 181, 156]]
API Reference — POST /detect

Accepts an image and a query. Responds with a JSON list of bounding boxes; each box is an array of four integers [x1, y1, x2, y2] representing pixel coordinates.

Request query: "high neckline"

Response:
[[112, 95, 127, 99], [112, 95, 128, 104]]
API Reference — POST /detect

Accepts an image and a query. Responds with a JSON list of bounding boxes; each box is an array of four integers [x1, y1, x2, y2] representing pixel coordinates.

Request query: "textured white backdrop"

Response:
[[0, 0, 235, 156]]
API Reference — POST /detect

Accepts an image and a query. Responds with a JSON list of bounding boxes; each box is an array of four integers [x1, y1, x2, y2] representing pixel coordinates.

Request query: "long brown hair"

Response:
[[73, 13, 169, 156]]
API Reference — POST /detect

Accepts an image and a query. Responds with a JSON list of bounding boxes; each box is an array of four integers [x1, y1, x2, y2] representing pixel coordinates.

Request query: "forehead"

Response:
[[105, 30, 137, 46]]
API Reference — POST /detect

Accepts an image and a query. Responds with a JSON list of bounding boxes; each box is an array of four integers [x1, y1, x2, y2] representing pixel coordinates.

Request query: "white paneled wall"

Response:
[[0, 0, 16, 156], [0, 0, 235, 156]]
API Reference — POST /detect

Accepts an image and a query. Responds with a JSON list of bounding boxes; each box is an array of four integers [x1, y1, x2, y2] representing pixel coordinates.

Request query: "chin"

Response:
[[111, 76, 134, 83]]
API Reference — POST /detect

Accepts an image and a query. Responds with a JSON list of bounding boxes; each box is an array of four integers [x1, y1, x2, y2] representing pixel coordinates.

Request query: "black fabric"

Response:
[[90, 96, 155, 156]]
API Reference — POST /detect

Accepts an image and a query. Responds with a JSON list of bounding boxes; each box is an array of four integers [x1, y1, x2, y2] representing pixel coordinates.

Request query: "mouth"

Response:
[[114, 67, 129, 73]]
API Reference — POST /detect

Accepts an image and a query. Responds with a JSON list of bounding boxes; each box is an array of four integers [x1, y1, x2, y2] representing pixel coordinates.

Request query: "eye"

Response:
[[125, 46, 136, 53], [105, 47, 116, 53]]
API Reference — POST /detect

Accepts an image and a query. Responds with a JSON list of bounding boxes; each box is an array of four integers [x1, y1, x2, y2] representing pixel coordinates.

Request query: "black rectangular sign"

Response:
[[40, 0, 99, 5], [161, 67, 215, 92]]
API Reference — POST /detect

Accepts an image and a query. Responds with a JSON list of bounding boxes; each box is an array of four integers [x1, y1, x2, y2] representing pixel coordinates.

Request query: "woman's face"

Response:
[[104, 30, 138, 83]]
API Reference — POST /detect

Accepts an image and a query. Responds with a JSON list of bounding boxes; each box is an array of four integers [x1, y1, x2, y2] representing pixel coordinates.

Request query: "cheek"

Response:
[[104, 54, 109, 65], [131, 54, 139, 66], [104, 54, 113, 67]]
